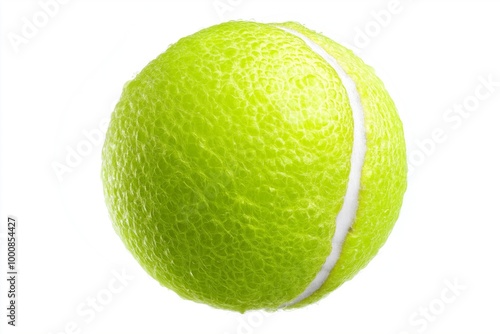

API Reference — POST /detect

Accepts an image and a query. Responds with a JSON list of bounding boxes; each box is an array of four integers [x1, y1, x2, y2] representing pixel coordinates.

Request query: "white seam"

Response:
[[277, 27, 367, 308]]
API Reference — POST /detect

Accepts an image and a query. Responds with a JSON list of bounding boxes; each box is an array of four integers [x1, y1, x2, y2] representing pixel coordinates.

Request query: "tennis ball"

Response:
[[102, 21, 407, 312]]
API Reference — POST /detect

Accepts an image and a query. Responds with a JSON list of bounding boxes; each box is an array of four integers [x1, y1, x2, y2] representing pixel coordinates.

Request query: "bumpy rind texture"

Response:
[[274, 22, 407, 308], [102, 21, 406, 312]]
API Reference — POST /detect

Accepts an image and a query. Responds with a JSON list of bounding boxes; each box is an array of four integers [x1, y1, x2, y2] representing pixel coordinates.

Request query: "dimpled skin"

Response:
[[102, 21, 406, 312]]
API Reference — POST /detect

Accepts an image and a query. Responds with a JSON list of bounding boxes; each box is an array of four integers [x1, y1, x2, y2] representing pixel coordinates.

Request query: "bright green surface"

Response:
[[276, 22, 407, 308], [102, 21, 406, 312]]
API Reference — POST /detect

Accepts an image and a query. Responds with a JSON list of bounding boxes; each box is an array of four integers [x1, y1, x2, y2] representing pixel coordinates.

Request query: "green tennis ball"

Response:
[[102, 21, 407, 312]]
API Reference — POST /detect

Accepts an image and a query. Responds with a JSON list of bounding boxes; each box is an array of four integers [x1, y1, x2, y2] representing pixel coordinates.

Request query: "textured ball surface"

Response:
[[102, 21, 407, 312]]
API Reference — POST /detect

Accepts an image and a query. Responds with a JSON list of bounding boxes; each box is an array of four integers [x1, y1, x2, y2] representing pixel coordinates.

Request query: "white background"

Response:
[[1, 0, 499, 333]]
